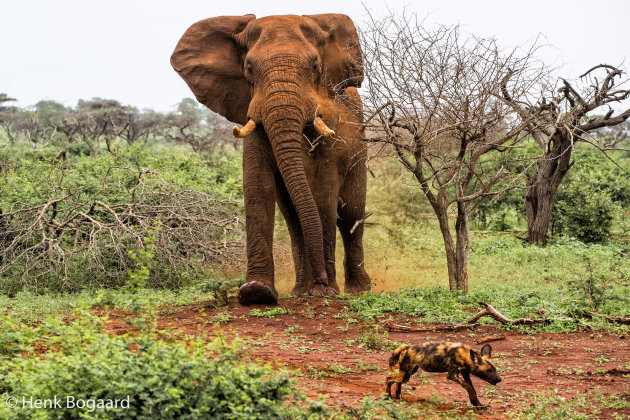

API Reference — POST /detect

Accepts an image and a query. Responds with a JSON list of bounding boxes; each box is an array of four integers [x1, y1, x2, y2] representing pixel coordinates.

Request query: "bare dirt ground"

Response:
[[105, 297, 630, 419]]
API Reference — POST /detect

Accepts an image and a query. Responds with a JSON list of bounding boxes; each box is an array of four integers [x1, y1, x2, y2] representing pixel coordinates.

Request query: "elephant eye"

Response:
[[312, 60, 322, 82], [245, 63, 254, 78]]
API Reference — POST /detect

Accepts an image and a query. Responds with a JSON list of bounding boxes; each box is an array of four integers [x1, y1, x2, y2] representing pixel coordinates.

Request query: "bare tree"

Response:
[[362, 13, 549, 292], [164, 99, 235, 153], [118, 109, 163, 145], [501, 65, 630, 245]]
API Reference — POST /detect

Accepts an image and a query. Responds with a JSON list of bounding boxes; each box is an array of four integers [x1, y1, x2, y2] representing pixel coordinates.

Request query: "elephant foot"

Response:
[[344, 283, 371, 294], [344, 272, 372, 294], [238, 281, 278, 306]]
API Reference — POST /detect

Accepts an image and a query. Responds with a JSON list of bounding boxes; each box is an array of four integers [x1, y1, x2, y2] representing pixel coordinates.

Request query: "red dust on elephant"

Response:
[[171, 14, 371, 305]]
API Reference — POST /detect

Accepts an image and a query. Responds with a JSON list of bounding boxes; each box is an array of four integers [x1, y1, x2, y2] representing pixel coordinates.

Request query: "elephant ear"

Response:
[[304, 14, 364, 93], [171, 15, 255, 124]]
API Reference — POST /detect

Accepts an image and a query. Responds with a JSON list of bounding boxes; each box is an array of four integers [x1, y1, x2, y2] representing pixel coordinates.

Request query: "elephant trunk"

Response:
[[260, 83, 328, 286]]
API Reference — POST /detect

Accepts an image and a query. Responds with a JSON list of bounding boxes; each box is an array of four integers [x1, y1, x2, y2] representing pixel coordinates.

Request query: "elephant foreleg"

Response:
[[238, 133, 279, 305]]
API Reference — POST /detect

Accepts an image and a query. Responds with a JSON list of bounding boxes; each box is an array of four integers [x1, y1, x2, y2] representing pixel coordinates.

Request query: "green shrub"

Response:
[[0, 312, 293, 419], [356, 325, 395, 351], [471, 188, 524, 232], [554, 183, 617, 243], [565, 253, 629, 312]]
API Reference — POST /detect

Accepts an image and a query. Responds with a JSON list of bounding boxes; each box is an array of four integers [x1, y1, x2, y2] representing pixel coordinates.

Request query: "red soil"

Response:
[[104, 297, 630, 419]]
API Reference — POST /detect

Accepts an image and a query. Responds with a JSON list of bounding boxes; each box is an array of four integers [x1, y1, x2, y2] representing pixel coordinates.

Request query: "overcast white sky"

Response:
[[2, 0, 628, 112]]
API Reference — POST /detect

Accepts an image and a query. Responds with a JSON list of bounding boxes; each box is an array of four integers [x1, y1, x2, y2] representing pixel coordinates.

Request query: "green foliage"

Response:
[[0, 311, 293, 419], [554, 183, 617, 243], [350, 235, 630, 331], [366, 158, 432, 228], [356, 325, 395, 351], [552, 146, 630, 243], [282, 395, 440, 420], [565, 253, 629, 312], [126, 224, 160, 291], [0, 315, 40, 361], [199, 277, 246, 306], [471, 188, 524, 231], [0, 287, 225, 324], [512, 390, 591, 420], [250, 307, 291, 318]]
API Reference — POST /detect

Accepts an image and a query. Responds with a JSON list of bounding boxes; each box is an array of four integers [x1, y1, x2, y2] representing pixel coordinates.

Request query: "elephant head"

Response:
[[171, 14, 363, 291]]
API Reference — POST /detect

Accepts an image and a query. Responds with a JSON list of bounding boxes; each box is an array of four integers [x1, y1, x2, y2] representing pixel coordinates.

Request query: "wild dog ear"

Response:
[[480, 344, 492, 358]]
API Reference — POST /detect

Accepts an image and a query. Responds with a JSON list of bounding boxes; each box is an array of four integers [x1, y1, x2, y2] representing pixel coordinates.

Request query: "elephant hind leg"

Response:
[[337, 167, 371, 293]]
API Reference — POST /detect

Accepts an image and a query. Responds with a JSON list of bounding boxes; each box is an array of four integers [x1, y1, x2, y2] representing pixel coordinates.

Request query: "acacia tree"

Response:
[[362, 14, 548, 292], [0, 93, 19, 144], [10, 101, 68, 148], [500, 65, 630, 245], [164, 99, 235, 153], [596, 120, 630, 147]]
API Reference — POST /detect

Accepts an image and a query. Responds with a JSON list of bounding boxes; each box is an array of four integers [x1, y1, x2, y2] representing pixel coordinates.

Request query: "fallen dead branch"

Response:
[[469, 302, 567, 325], [385, 301, 594, 333], [384, 323, 470, 333], [469, 302, 591, 329], [582, 311, 630, 325], [476, 335, 506, 344]]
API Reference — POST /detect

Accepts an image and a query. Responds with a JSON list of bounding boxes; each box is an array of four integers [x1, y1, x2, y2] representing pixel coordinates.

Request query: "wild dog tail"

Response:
[[388, 345, 408, 372]]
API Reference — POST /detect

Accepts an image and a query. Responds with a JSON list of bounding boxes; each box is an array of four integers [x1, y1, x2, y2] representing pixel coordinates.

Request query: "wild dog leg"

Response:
[[385, 370, 406, 398], [447, 369, 481, 406], [462, 371, 481, 406]]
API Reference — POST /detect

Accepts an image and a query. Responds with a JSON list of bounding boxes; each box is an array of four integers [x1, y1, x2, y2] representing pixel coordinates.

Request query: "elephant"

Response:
[[171, 13, 371, 305]]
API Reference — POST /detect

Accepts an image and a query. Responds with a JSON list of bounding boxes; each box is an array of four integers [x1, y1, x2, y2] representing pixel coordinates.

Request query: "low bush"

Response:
[[0, 311, 293, 419], [554, 183, 617, 243], [199, 277, 246, 306]]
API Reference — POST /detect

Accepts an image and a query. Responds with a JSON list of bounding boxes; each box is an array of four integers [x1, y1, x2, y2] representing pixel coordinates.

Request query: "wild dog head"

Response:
[[470, 344, 501, 385]]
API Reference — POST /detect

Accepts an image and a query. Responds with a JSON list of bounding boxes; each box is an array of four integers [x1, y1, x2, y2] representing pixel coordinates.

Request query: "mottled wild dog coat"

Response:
[[386, 342, 501, 406]]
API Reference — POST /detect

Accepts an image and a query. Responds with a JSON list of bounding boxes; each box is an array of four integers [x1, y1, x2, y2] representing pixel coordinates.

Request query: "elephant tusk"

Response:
[[233, 119, 257, 138], [313, 116, 335, 137]]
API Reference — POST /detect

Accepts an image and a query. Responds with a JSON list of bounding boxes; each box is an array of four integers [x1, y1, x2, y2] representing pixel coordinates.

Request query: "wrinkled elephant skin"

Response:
[[171, 14, 371, 305]]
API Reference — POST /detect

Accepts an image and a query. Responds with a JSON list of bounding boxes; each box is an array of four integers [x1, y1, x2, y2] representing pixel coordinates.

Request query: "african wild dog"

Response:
[[386, 342, 501, 406]]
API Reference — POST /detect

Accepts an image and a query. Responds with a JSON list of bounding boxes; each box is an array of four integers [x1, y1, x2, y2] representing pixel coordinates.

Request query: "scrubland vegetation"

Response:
[[0, 98, 628, 417], [1, 15, 629, 417]]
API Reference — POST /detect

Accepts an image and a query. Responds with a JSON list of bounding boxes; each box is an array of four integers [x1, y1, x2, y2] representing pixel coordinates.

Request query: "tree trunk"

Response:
[[526, 131, 573, 246], [432, 197, 469, 293], [454, 201, 470, 293]]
